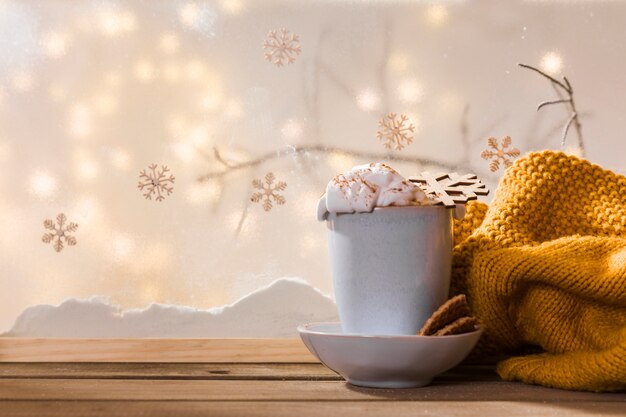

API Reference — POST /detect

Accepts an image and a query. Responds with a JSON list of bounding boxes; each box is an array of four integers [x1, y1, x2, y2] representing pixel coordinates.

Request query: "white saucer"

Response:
[[298, 322, 482, 389]]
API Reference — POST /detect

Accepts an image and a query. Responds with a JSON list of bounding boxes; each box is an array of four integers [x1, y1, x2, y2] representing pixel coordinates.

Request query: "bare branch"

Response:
[[563, 76, 573, 93], [519, 62, 585, 155], [213, 147, 234, 168], [536, 98, 571, 112], [198, 144, 460, 182], [235, 201, 250, 237], [561, 112, 577, 147], [518, 63, 571, 93]]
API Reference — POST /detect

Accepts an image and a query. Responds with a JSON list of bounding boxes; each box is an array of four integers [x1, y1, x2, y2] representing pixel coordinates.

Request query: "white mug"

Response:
[[325, 205, 453, 335]]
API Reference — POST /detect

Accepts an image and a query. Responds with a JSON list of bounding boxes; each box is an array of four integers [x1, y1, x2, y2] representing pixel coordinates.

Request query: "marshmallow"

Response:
[[317, 163, 430, 220]]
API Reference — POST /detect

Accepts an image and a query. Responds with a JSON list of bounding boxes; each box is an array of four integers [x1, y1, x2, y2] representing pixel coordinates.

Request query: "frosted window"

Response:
[[1, 0, 624, 336]]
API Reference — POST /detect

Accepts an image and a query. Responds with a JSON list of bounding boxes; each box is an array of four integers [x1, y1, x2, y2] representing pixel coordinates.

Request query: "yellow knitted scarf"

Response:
[[452, 150, 626, 392]]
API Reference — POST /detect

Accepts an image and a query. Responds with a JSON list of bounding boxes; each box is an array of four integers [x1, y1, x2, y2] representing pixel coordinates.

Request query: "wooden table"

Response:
[[0, 362, 624, 416]]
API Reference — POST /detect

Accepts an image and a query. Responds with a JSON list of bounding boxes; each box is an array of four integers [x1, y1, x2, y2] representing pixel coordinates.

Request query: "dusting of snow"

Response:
[[2, 278, 338, 338]]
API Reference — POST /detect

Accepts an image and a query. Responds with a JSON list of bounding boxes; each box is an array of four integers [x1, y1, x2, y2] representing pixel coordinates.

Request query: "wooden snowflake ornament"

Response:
[[481, 136, 520, 172], [376, 112, 415, 151], [138, 164, 175, 202], [42, 213, 78, 252], [251, 172, 287, 211], [408, 172, 489, 207], [263, 28, 301, 66]]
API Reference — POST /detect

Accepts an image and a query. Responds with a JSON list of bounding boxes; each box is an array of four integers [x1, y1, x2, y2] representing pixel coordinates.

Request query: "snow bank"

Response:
[[3, 278, 338, 338]]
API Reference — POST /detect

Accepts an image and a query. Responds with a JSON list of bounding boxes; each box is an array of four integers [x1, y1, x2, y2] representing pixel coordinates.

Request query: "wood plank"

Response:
[[0, 401, 623, 417], [0, 363, 496, 381], [0, 338, 316, 363], [0, 379, 623, 402], [0, 363, 341, 380]]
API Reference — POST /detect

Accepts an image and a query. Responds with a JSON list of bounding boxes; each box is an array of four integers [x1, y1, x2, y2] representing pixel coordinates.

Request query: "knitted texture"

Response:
[[452, 150, 626, 392]]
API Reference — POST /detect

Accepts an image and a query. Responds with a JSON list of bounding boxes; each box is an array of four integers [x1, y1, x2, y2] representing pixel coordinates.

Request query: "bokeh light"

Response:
[[185, 60, 206, 82], [426, 4, 449, 26], [281, 119, 303, 143], [162, 63, 183, 83], [179, 2, 217, 35], [29, 171, 58, 199], [173, 141, 195, 162], [398, 78, 424, 104], [167, 114, 188, 136], [41, 31, 71, 58], [199, 90, 223, 111], [105, 72, 122, 88], [74, 149, 100, 182], [225, 98, 243, 120], [48, 83, 68, 102], [186, 181, 221, 205], [540, 51, 563, 75], [112, 233, 135, 261], [388, 51, 409, 74], [356, 89, 381, 112], [219, 0, 245, 15], [329, 153, 355, 173], [12, 72, 34, 92], [109, 148, 132, 171], [93, 93, 118, 116], [68, 103, 94, 139], [187, 125, 211, 147], [134, 59, 156, 82], [179, 3, 201, 27], [98, 10, 136, 37], [159, 33, 180, 54]]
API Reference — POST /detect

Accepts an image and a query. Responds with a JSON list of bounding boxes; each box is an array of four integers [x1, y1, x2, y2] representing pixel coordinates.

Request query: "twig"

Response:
[[235, 197, 252, 237], [561, 112, 577, 147], [198, 145, 460, 182], [518, 63, 585, 155], [536, 98, 571, 112], [518, 63, 571, 93], [213, 147, 234, 168]]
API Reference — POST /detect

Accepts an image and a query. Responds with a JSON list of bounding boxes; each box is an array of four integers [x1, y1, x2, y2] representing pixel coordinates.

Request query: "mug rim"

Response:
[[327, 204, 453, 219]]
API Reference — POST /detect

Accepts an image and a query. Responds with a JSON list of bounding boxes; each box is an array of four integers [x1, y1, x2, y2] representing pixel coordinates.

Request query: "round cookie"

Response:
[[419, 294, 473, 336]]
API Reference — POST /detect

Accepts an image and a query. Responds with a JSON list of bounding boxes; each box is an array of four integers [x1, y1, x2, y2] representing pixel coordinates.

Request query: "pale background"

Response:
[[1, 0, 625, 333]]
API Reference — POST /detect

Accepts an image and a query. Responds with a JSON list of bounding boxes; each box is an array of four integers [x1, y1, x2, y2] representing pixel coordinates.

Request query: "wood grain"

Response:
[[0, 363, 341, 380], [0, 338, 315, 363], [0, 378, 623, 402], [0, 364, 623, 417], [1, 401, 623, 417]]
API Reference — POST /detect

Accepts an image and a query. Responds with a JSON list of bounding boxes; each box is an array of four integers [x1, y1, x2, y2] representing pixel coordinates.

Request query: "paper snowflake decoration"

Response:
[[42, 213, 78, 253], [480, 136, 521, 172], [138, 164, 175, 202], [263, 28, 301, 66], [408, 172, 489, 207], [251, 172, 287, 211], [376, 112, 415, 151]]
